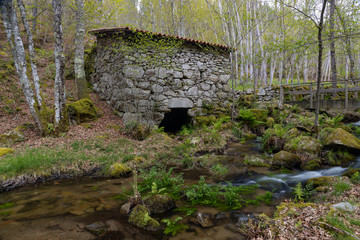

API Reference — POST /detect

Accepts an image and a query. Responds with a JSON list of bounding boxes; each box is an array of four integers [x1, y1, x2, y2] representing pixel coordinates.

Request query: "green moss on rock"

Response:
[[194, 115, 217, 127], [0, 127, 24, 144], [67, 98, 98, 124], [303, 158, 321, 170], [128, 204, 160, 231], [266, 117, 274, 128], [144, 194, 175, 214], [272, 150, 301, 169], [324, 128, 360, 152], [109, 163, 131, 177], [0, 148, 14, 157]]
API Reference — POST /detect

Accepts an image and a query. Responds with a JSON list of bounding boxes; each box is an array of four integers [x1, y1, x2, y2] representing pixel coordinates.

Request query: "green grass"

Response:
[[332, 182, 352, 196], [0, 136, 156, 178]]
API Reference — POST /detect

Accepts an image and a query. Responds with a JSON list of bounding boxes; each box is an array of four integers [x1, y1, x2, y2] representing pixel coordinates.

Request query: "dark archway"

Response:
[[159, 108, 191, 132]]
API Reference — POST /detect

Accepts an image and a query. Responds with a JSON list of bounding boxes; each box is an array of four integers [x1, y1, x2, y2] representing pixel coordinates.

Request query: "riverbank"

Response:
[[1, 96, 360, 239]]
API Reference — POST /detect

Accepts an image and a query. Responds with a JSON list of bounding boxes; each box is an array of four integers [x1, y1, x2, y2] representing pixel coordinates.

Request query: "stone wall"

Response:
[[89, 32, 232, 126]]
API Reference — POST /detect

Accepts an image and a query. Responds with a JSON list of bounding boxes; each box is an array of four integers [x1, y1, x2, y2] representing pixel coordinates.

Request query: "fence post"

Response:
[[345, 80, 349, 110], [310, 82, 313, 108]]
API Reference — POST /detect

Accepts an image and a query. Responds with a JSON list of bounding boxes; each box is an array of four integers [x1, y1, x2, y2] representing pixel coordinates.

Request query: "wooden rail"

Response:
[[279, 79, 360, 110]]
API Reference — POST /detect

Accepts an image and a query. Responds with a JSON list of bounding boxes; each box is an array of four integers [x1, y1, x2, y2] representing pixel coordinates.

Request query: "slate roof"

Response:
[[89, 26, 231, 51]]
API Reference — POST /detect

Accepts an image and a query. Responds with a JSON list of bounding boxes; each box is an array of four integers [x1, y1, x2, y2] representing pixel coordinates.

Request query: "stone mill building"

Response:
[[88, 27, 232, 131]]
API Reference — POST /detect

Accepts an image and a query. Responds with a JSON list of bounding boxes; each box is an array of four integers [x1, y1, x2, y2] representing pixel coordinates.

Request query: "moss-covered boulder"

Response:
[[243, 155, 270, 167], [144, 194, 175, 214], [303, 158, 322, 170], [0, 148, 14, 157], [284, 136, 322, 155], [307, 176, 350, 192], [109, 163, 131, 177], [0, 127, 24, 145], [272, 150, 301, 169], [67, 98, 98, 124], [342, 168, 360, 179], [128, 204, 160, 231], [324, 128, 360, 152], [324, 150, 356, 166], [265, 136, 285, 153], [284, 128, 301, 140]]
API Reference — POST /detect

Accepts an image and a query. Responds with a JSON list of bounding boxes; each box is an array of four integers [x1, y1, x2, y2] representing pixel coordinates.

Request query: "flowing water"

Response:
[[0, 142, 359, 240]]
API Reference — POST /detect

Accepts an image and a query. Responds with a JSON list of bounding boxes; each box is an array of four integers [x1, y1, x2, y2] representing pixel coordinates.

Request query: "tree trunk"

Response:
[[1, 0, 42, 133], [17, 0, 42, 106], [329, 0, 337, 86], [179, 0, 184, 37], [75, 0, 88, 100], [52, 0, 66, 127], [32, 0, 38, 33], [315, 0, 327, 131], [304, 53, 308, 82]]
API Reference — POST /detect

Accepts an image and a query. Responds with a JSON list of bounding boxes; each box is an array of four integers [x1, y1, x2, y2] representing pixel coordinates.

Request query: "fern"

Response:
[[292, 182, 305, 202], [162, 217, 188, 236]]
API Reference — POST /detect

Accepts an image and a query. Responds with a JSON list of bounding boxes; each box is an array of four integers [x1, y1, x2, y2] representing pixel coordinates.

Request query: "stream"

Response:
[[0, 142, 359, 240]]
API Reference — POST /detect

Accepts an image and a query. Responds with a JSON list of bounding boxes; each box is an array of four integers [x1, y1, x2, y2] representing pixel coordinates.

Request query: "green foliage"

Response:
[[210, 164, 229, 179], [292, 182, 316, 202], [237, 109, 263, 128], [150, 182, 166, 194], [232, 125, 243, 140], [184, 176, 266, 209], [332, 182, 352, 196], [161, 217, 188, 236], [350, 171, 360, 184], [178, 125, 194, 136], [0, 203, 14, 210], [138, 167, 184, 198], [326, 114, 344, 128], [292, 183, 305, 202], [213, 116, 231, 131]]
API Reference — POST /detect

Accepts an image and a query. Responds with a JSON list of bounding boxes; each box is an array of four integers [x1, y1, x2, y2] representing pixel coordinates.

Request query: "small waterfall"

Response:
[[230, 157, 360, 198]]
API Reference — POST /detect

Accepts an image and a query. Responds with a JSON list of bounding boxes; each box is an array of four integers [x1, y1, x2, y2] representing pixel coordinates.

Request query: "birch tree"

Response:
[[53, 0, 66, 128], [0, 0, 43, 133], [74, 0, 88, 99]]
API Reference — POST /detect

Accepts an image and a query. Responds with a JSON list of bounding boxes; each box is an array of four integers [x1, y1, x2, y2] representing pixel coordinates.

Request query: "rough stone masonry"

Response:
[[89, 27, 232, 126]]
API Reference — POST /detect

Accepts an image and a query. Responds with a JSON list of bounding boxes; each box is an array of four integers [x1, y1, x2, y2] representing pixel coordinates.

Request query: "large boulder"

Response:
[[324, 128, 360, 152], [128, 204, 160, 231], [272, 150, 301, 169], [67, 98, 98, 124], [144, 194, 175, 214], [0, 148, 14, 157]]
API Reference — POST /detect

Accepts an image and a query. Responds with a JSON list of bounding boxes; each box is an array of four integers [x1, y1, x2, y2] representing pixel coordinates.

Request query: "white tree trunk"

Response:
[[75, 0, 87, 99], [17, 0, 42, 106], [53, 0, 66, 126], [304, 53, 308, 82], [1, 0, 42, 132]]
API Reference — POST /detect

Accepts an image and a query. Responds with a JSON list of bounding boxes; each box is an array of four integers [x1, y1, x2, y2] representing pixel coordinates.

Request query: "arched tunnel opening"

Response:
[[159, 108, 192, 133]]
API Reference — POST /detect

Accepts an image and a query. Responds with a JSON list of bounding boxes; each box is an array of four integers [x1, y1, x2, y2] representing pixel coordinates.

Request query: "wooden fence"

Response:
[[279, 79, 360, 110]]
